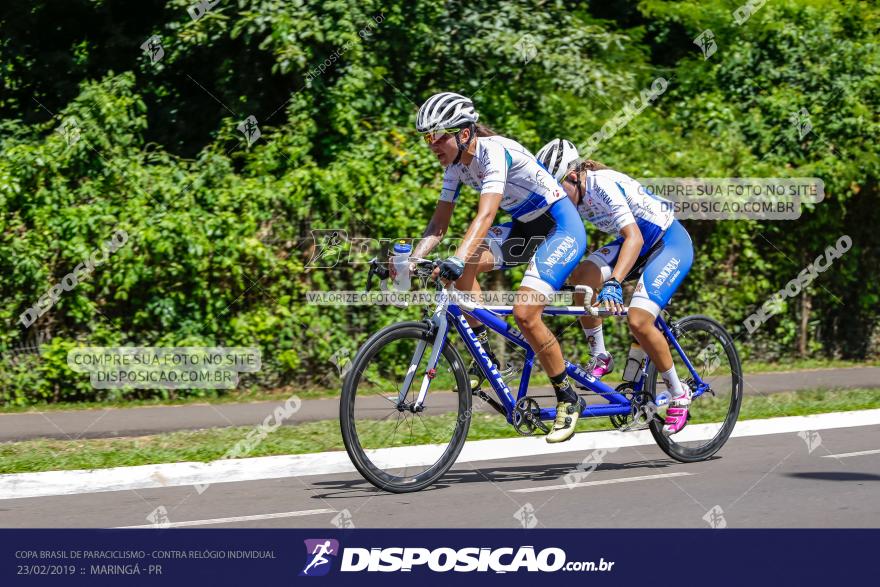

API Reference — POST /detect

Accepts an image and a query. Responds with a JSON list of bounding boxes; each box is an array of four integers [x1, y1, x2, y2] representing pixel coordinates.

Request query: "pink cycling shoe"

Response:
[[588, 353, 614, 378], [662, 385, 693, 436]]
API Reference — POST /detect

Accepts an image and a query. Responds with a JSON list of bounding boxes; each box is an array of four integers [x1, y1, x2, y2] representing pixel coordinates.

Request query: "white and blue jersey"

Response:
[[580, 169, 691, 316], [438, 135, 585, 296], [576, 168, 673, 254], [439, 136, 566, 222]]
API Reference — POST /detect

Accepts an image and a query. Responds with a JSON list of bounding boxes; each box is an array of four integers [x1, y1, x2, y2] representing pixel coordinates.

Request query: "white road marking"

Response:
[[509, 472, 694, 493], [821, 448, 880, 459], [116, 508, 335, 528], [2, 409, 879, 500]]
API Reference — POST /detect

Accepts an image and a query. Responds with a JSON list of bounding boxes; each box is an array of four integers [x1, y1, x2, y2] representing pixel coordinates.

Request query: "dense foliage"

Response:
[[1, 0, 877, 404]]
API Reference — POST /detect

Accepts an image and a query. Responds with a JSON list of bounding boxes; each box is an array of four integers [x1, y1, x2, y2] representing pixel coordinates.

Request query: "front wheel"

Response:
[[340, 321, 471, 493], [646, 315, 743, 462]]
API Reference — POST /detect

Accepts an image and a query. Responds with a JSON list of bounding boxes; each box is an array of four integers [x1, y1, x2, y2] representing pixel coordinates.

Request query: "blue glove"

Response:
[[438, 256, 466, 280], [597, 278, 623, 304]]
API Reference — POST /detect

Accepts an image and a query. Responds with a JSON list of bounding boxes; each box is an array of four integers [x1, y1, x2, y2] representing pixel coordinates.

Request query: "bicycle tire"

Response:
[[340, 320, 471, 493], [647, 314, 743, 462]]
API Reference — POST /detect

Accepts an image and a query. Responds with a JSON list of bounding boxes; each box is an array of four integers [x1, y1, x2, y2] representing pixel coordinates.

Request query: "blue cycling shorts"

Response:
[[587, 219, 693, 316], [486, 198, 587, 296]]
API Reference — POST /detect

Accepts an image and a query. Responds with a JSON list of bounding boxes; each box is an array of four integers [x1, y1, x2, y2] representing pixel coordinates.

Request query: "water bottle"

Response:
[[622, 343, 647, 383], [390, 241, 412, 292]]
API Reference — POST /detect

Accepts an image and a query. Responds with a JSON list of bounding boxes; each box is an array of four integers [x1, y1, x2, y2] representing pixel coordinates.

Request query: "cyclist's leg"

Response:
[[460, 223, 519, 383], [456, 240, 497, 327], [627, 221, 694, 371], [572, 242, 622, 375], [478, 220, 543, 339], [626, 220, 694, 432], [510, 199, 587, 442], [513, 206, 585, 378]]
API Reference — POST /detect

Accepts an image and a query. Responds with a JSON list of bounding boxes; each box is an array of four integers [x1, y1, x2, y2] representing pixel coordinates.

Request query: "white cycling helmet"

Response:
[[416, 92, 479, 132], [537, 138, 579, 182]]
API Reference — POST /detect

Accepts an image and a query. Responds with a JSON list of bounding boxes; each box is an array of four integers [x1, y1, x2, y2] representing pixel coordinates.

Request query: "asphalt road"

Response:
[[1, 422, 877, 528], [1, 367, 877, 442]]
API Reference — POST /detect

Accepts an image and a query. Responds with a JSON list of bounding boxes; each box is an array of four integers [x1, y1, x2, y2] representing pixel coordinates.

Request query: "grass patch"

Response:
[[745, 357, 879, 374], [1, 358, 876, 414], [0, 385, 339, 414], [1, 388, 878, 475]]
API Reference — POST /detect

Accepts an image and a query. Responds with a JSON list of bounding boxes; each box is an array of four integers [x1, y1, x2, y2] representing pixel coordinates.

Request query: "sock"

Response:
[[550, 371, 579, 404], [582, 325, 606, 357], [660, 366, 685, 398], [472, 324, 499, 366]]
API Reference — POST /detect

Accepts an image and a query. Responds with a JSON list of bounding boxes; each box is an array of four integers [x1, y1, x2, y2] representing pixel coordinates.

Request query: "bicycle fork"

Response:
[[396, 305, 449, 412]]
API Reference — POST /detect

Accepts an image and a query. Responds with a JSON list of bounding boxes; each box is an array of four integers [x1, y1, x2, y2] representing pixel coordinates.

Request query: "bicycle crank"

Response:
[[618, 400, 660, 432], [610, 383, 659, 432], [513, 397, 549, 436]]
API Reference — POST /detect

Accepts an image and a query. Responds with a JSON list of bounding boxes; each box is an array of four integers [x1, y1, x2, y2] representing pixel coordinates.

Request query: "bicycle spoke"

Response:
[[415, 411, 438, 443], [340, 323, 472, 491], [647, 316, 742, 462]]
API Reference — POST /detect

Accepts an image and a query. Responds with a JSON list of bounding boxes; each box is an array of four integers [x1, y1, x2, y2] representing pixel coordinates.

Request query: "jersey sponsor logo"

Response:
[[595, 186, 614, 205], [651, 257, 681, 289], [562, 243, 580, 264], [462, 168, 479, 186], [543, 236, 577, 268], [600, 247, 611, 255], [478, 150, 492, 167]]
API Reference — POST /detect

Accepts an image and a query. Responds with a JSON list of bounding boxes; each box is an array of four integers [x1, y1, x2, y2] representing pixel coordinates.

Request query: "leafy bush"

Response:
[[0, 0, 877, 404]]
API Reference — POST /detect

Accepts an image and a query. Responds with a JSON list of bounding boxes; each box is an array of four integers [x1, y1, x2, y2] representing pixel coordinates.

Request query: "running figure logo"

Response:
[[300, 539, 340, 577]]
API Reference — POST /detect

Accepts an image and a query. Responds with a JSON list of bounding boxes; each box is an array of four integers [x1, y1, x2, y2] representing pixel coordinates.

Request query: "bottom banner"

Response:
[[2, 529, 875, 585]]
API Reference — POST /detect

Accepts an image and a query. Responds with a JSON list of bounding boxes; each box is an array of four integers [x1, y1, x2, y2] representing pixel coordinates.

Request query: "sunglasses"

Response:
[[423, 128, 461, 145]]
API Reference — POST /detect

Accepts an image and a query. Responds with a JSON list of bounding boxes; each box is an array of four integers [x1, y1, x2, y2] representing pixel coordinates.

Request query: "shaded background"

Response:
[[0, 0, 877, 405]]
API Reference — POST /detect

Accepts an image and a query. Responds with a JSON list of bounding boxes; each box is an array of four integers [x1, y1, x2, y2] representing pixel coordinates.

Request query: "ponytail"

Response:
[[574, 159, 609, 172], [474, 123, 497, 137]]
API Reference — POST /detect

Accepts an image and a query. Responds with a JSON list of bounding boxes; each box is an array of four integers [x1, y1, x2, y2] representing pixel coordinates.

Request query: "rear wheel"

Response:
[[340, 321, 471, 493], [646, 315, 743, 462]]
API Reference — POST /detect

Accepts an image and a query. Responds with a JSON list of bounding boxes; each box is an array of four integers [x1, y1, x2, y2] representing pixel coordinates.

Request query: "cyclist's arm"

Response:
[[610, 223, 643, 282], [454, 192, 502, 262], [592, 174, 643, 281], [451, 139, 505, 261], [413, 201, 455, 258]]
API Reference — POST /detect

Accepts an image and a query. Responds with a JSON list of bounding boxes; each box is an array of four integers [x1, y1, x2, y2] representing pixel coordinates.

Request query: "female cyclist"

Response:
[[537, 138, 694, 435], [411, 93, 587, 443]]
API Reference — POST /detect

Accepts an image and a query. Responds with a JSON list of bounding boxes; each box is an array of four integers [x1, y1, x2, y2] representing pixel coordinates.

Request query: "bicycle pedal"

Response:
[[620, 401, 659, 432], [529, 414, 549, 434]]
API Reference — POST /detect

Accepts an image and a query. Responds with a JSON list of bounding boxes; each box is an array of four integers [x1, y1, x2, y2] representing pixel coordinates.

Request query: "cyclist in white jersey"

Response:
[[412, 93, 588, 443], [537, 138, 695, 435], [440, 134, 564, 222]]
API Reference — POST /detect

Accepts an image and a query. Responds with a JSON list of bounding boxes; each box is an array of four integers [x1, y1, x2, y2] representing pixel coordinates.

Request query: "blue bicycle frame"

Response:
[[411, 289, 710, 424]]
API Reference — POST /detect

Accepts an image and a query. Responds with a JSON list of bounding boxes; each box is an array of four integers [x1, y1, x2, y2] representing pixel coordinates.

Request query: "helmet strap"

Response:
[[452, 123, 476, 165]]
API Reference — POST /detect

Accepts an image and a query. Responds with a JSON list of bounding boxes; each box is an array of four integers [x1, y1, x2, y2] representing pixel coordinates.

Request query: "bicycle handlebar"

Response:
[[365, 257, 625, 317], [366, 257, 439, 291]]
